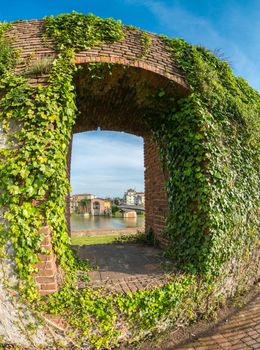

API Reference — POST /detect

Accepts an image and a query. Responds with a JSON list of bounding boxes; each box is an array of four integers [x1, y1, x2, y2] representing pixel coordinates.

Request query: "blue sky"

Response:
[[71, 131, 144, 197], [1, 1, 259, 197]]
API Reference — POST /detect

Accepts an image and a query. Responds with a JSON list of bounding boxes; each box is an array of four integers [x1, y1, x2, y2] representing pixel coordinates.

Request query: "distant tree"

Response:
[[79, 199, 91, 213], [80, 199, 91, 206], [111, 204, 119, 215], [113, 197, 121, 205]]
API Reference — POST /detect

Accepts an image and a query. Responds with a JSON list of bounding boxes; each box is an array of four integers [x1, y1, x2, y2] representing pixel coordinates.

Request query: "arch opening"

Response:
[[67, 62, 183, 247], [69, 129, 145, 234]]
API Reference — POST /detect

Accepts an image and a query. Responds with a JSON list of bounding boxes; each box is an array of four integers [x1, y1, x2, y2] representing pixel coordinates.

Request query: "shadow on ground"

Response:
[[74, 242, 173, 293]]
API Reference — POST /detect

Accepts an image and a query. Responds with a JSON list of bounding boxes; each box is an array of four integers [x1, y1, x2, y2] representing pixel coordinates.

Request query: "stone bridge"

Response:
[[118, 204, 145, 212]]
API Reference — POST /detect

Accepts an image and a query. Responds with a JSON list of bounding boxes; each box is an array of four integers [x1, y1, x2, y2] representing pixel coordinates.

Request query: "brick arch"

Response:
[[6, 19, 189, 94], [68, 61, 183, 249], [68, 128, 168, 246], [74, 56, 188, 94], [5, 19, 190, 295]]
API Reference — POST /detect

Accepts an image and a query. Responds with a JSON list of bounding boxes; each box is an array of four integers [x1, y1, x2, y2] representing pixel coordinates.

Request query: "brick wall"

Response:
[[144, 137, 170, 247], [34, 226, 58, 296], [3, 19, 189, 294], [6, 20, 188, 92], [67, 132, 169, 247]]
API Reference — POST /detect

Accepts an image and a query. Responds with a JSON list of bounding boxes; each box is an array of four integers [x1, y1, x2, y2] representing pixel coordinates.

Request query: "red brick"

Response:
[[144, 137, 169, 246], [37, 253, 54, 262], [38, 225, 51, 237], [39, 288, 58, 296], [35, 259, 56, 270], [40, 283, 58, 291], [40, 243, 53, 251], [40, 236, 52, 246], [36, 275, 57, 283], [7, 20, 188, 90], [35, 268, 56, 277]]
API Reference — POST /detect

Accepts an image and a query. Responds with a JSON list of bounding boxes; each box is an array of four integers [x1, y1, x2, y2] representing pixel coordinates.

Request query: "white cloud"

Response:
[[70, 131, 144, 197], [126, 0, 260, 90]]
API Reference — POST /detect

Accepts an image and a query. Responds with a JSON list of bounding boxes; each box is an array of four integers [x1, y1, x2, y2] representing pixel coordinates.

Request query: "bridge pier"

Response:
[[123, 211, 137, 218]]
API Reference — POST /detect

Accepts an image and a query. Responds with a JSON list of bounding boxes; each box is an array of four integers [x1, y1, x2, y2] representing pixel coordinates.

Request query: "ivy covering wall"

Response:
[[0, 12, 259, 349], [153, 39, 260, 275]]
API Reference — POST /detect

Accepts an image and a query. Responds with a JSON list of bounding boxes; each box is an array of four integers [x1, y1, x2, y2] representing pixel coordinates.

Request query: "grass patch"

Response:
[[23, 57, 53, 76], [71, 233, 148, 246], [71, 235, 122, 246]]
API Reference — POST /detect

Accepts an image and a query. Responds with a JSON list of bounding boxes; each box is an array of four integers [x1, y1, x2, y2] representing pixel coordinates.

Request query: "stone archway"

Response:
[[3, 19, 189, 296], [0, 14, 259, 349], [6, 20, 188, 91], [92, 201, 101, 216], [67, 63, 179, 247]]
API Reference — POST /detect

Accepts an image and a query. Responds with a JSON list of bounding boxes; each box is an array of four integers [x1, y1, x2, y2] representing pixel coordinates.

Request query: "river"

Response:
[[71, 214, 145, 231]]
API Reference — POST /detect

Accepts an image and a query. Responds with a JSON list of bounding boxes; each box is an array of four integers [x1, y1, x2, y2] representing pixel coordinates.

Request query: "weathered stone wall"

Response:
[[0, 244, 57, 348], [0, 125, 62, 346]]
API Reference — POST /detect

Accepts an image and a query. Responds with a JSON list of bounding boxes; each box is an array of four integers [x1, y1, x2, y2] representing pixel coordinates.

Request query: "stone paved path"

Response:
[[76, 243, 260, 349], [177, 291, 260, 350], [76, 243, 171, 293], [149, 289, 260, 350]]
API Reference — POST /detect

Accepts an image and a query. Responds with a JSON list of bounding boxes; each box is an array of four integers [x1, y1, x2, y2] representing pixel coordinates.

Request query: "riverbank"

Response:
[[71, 226, 145, 237], [71, 213, 145, 230]]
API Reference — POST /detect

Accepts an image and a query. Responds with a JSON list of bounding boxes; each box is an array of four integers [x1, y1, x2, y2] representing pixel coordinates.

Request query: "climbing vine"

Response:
[[0, 12, 259, 349], [44, 12, 124, 50], [154, 39, 260, 275], [0, 23, 14, 75], [139, 31, 152, 58]]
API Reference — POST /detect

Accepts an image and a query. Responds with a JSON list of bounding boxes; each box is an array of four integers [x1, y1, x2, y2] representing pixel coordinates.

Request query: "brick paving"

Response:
[[174, 290, 260, 350], [76, 243, 172, 293], [76, 243, 259, 349]]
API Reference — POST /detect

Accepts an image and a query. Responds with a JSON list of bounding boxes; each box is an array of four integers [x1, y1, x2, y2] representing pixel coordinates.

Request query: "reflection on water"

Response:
[[71, 214, 145, 230]]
